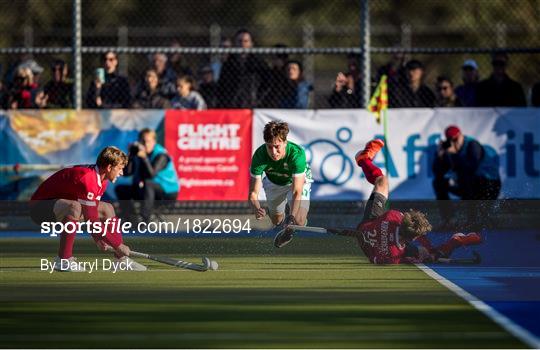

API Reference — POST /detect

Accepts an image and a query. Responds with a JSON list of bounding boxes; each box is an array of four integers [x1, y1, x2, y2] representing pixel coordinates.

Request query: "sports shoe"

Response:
[[274, 226, 295, 248], [451, 232, 482, 246], [355, 139, 385, 165], [118, 256, 147, 271], [54, 256, 85, 272]]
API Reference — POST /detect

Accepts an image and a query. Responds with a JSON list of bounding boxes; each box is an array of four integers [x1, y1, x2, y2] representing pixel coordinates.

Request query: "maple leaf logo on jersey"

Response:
[[87, 192, 94, 200]]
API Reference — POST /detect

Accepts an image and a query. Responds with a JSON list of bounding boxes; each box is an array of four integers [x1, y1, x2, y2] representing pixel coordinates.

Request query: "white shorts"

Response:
[[262, 176, 311, 217]]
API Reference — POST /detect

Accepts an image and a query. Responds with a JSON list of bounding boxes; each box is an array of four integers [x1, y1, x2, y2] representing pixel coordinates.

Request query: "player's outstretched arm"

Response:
[[289, 175, 305, 222], [248, 176, 266, 220]]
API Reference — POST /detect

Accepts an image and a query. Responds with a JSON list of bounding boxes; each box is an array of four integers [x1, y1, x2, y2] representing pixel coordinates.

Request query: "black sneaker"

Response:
[[273, 226, 295, 248]]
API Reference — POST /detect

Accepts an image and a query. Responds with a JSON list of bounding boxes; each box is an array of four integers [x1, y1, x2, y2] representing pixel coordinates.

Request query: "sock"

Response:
[[435, 236, 463, 257], [358, 158, 383, 185], [416, 236, 434, 253], [58, 215, 78, 259], [90, 217, 124, 257]]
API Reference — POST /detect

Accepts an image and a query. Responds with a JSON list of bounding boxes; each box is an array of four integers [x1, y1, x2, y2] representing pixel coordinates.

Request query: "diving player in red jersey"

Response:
[[30, 146, 146, 272], [351, 139, 481, 264]]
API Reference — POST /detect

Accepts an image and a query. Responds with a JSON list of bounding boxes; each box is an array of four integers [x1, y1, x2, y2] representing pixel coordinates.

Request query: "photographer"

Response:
[[432, 125, 501, 229], [115, 128, 179, 221]]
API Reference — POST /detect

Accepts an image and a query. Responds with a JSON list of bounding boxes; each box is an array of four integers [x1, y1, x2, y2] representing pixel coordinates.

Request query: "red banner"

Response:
[[165, 109, 252, 200]]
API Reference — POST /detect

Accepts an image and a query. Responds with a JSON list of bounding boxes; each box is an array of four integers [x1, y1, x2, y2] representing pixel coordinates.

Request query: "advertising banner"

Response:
[[165, 109, 252, 200], [0, 110, 164, 199], [254, 108, 540, 199]]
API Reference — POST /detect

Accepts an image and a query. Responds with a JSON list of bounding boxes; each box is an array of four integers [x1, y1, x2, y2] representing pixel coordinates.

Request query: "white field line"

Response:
[[417, 263, 540, 349]]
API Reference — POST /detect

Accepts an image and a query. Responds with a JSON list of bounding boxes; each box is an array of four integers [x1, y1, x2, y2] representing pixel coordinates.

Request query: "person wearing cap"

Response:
[[389, 59, 437, 108], [455, 59, 480, 107], [432, 125, 501, 230], [476, 52, 526, 107]]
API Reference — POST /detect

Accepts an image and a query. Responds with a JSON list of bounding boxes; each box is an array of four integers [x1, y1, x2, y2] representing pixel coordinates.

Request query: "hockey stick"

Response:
[[288, 225, 361, 237], [436, 251, 481, 265], [106, 247, 213, 271]]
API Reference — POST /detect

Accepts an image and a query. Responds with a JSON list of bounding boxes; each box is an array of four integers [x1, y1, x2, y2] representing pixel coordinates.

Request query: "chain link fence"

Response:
[[0, 0, 539, 110]]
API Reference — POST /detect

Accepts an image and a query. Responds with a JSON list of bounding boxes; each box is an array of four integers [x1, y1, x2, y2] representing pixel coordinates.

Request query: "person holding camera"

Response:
[[432, 125, 501, 230], [115, 128, 179, 221]]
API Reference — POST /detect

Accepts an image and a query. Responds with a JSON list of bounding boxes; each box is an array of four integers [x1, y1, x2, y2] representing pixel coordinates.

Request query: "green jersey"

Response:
[[250, 141, 311, 186]]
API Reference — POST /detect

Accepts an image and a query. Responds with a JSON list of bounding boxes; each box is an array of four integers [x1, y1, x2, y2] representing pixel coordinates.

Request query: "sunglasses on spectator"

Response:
[[437, 85, 451, 91], [105, 56, 117, 62]]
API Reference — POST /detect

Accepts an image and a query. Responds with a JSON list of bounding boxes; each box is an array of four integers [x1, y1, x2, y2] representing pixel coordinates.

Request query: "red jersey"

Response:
[[356, 210, 405, 264], [31, 165, 107, 221]]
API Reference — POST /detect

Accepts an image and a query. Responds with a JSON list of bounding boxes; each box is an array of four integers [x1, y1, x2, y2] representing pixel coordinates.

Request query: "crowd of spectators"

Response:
[[0, 29, 539, 110]]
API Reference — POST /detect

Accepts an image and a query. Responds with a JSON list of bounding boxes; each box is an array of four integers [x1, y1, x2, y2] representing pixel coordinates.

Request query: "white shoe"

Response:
[[118, 256, 147, 271], [54, 256, 85, 272]]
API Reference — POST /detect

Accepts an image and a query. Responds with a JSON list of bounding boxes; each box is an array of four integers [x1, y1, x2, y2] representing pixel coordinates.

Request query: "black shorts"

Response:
[[29, 200, 59, 225], [361, 192, 387, 224]]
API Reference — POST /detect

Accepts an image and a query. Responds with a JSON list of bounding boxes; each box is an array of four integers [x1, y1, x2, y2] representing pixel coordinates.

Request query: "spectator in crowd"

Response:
[[198, 65, 219, 108], [116, 128, 179, 222], [476, 52, 526, 107], [171, 75, 207, 110], [132, 69, 171, 109], [3, 54, 30, 88], [211, 37, 232, 81], [38, 59, 73, 108], [18, 59, 44, 86], [376, 50, 408, 106], [168, 39, 193, 78], [455, 59, 480, 107], [376, 50, 407, 83], [149, 52, 177, 99], [260, 44, 290, 108], [217, 28, 271, 108], [346, 53, 363, 87], [85, 51, 131, 108], [328, 53, 365, 108], [532, 81, 540, 107], [389, 59, 437, 108], [328, 71, 362, 108], [435, 76, 462, 107], [432, 125, 501, 230], [8, 66, 38, 109], [280, 60, 312, 109]]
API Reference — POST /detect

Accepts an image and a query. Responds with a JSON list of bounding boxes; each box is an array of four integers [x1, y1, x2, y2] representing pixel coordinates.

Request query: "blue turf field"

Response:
[[425, 230, 540, 348]]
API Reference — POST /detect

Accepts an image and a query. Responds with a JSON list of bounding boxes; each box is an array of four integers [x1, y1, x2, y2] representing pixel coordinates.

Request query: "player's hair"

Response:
[[400, 210, 432, 240], [138, 128, 156, 141], [263, 121, 289, 142], [96, 146, 128, 168]]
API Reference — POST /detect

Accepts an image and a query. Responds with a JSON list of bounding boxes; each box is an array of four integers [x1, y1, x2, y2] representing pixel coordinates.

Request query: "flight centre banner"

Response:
[[254, 108, 540, 200], [165, 109, 252, 200]]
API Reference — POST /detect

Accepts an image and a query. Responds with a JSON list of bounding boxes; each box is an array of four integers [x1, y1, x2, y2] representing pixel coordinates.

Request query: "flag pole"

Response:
[[382, 107, 389, 176]]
